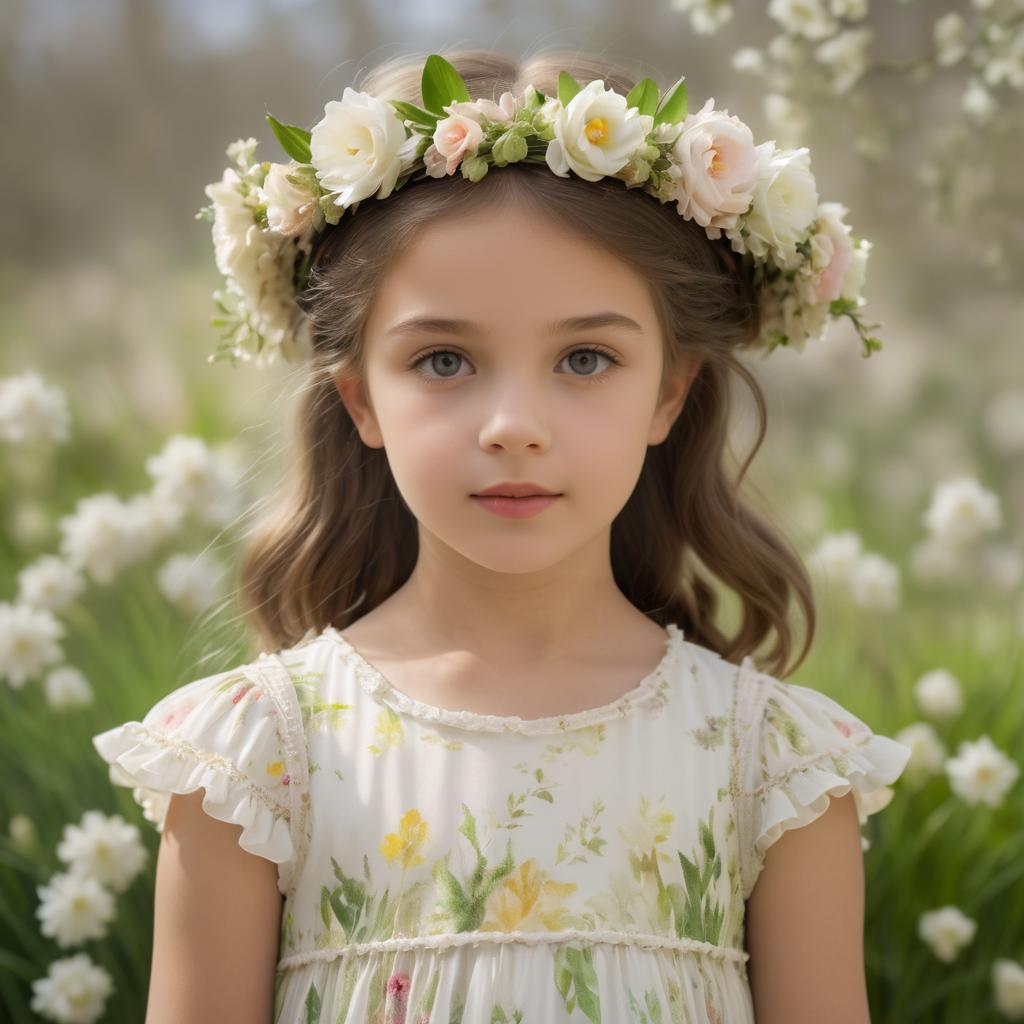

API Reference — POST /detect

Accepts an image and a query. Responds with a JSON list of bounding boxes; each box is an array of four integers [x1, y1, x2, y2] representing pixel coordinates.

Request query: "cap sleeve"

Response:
[[735, 665, 912, 900], [91, 652, 310, 896]]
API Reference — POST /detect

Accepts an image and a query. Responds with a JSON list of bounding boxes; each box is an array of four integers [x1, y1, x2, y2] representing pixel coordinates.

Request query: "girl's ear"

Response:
[[333, 372, 385, 449], [649, 355, 703, 446]]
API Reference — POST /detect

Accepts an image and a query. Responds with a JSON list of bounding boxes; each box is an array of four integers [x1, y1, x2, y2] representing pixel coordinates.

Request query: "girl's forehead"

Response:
[[375, 213, 654, 316]]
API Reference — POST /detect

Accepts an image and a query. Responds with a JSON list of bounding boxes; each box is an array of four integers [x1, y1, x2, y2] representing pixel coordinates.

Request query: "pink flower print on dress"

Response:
[[161, 698, 196, 730], [384, 970, 411, 1024], [832, 716, 866, 740], [265, 760, 290, 788], [231, 683, 254, 704]]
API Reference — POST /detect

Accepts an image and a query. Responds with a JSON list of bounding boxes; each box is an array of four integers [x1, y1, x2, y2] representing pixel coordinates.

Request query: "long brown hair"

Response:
[[236, 47, 816, 679]]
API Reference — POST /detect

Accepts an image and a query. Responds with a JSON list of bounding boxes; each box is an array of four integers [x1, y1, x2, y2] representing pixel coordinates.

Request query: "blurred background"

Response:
[[2, 1, 1023, 1021]]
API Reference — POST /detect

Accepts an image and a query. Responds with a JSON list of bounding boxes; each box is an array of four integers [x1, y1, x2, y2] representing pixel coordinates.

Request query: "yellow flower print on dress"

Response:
[[368, 706, 405, 756], [379, 808, 429, 869], [482, 857, 578, 931], [264, 759, 290, 788]]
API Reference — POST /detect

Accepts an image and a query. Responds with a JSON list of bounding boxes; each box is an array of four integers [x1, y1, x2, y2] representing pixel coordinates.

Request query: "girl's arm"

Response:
[[145, 788, 283, 1024], [744, 791, 872, 1024]]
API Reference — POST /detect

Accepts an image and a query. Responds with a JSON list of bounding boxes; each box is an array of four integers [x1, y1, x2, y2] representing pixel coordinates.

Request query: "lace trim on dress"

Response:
[[245, 654, 314, 897], [320, 622, 687, 735], [276, 925, 750, 972]]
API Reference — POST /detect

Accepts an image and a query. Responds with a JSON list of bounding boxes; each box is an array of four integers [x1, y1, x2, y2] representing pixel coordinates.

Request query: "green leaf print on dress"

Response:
[[763, 688, 813, 760], [432, 804, 517, 932], [627, 986, 664, 1023], [664, 809, 724, 944], [554, 945, 602, 1023], [556, 798, 607, 865]]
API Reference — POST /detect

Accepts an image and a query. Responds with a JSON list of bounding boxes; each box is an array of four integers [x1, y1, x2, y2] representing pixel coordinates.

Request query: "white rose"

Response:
[[730, 141, 819, 269], [841, 238, 871, 303], [446, 91, 518, 124], [310, 87, 419, 208], [668, 97, 759, 237], [260, 162, 318, 237], [544, 79, 653, 182]]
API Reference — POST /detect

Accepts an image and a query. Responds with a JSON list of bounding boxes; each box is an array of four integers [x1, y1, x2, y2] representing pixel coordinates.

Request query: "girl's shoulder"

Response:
[[92, 644, 315, 895], [729, 657, 913, 898]]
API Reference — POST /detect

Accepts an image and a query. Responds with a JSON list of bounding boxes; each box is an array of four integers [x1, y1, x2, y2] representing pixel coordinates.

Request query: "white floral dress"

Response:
[[92, 622, 912, 1023]]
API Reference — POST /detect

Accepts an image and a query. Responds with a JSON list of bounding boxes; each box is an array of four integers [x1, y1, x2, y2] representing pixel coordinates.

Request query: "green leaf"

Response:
[[421, 53, 471, 115], [653, 75, 688, 126], [557, 71, 582, 107], [266, 112, 312, 163], [389, 99, 441, 130], [625, 77, 660, 117]]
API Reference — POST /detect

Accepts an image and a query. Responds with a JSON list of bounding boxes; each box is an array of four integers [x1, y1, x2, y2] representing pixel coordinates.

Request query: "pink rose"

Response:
[[670, 98, 759, 237], [431, 110, 484, 176], [809, 201, 855, 304]]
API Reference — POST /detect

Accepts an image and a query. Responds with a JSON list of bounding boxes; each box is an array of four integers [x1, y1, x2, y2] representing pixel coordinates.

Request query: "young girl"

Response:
[[93, 48, 912, 1024]]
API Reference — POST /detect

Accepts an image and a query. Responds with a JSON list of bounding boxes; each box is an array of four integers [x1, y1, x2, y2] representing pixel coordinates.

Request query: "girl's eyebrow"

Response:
[[384, 311, 645, 340]]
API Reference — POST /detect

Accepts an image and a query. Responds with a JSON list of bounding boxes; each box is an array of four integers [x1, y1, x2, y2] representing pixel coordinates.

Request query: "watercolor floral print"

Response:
[[93, 623, 910, 1023]]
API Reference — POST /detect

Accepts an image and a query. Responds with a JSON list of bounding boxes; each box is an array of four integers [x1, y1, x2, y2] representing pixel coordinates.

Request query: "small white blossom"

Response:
[[992, 958, 1024, 1020], [962, 78, 996, 123], [44, 666, 93, 711], [10, 813, 38, 853], [946, 735, 1020, 807], [848, 552, 900, 609], [0, 601, 64, 688], [30, 953, 114, 1024], [761, 93, 810, 146], [815, 27, 873, 93], [57, 811, 148, 895], [0, 370, 70, 445], [923, 475, 1001, 547], [769, 0, 839, 40], [17, 556, 86, 615], [918, 906, 977, 963], [145, 435, 243, 524], [809, 529, 863, 584], [731, 47, 764, 74], [156, 551, 226, 616], [892, 722, 947, 786], [934, 12, 969, 66], [669, 0, 734, 34], [35, 870, 116, 948], [124, 489, 186, 556], [913, 668, 964, 719], [829, 0, 867, 18], [58, 493, 151, 585]]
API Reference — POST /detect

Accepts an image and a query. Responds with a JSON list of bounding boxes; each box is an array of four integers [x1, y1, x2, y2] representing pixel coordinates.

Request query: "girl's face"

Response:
[[334, 201, 701, 579]]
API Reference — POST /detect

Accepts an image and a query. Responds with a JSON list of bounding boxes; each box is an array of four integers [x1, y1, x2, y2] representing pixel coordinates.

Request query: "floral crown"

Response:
[[196, 53, 882, 369]]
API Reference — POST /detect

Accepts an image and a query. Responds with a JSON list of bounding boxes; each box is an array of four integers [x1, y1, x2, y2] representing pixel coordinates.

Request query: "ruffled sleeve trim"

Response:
[[736, 670, 912, 900], [92, 655, 310, 896]]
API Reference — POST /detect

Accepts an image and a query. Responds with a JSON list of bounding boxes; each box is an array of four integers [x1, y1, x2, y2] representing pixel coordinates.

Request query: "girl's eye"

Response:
[[408, 346, 622, 384]]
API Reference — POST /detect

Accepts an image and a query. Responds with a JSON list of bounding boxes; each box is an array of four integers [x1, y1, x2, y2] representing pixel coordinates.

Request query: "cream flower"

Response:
[[446, 91, 518, 124], [669, 97, 759, 237], [260, 162, 318, 237], [544, 79, 653, 182], [310, 87, 419, 207], [729, 141, 819, 269]]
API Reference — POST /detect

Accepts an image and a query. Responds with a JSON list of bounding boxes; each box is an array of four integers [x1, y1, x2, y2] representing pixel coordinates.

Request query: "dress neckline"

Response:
[[320, 622, 686, 735]]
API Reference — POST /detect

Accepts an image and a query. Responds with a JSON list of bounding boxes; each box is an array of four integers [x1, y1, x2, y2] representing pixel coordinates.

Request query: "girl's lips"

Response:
[[471, 494, 561, 519]]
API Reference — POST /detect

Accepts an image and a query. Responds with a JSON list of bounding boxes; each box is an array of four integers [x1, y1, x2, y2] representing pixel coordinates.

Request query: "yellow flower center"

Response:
[[709, 146, 726, 176], [584, 117, 609, 145]]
